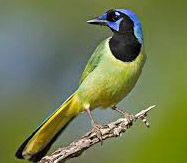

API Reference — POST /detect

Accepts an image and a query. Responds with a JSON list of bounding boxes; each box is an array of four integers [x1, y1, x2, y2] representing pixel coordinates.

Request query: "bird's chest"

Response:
[[95, 58, 142, 107], [79, 53, 145, 109]]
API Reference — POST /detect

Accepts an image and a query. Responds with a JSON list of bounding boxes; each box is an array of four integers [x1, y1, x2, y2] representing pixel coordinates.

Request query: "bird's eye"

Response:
[[107, 10, 121, 22]]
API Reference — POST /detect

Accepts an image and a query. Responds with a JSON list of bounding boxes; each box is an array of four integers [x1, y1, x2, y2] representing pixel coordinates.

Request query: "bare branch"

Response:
[[40, 105, 156, 163]]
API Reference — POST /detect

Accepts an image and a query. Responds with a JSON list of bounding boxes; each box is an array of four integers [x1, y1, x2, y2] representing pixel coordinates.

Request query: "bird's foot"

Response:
[[85, 107, 106, 144], [123, 112, 135, 124], [92, 123, 105, 145], [112, 106, 135, 123]]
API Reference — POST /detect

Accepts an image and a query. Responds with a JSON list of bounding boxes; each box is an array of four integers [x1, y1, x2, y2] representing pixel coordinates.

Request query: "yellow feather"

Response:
[[22, 92, 81, 159]]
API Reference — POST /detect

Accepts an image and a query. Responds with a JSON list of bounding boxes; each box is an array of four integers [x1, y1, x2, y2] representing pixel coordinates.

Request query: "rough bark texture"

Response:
[[40, 105, 156, 163]]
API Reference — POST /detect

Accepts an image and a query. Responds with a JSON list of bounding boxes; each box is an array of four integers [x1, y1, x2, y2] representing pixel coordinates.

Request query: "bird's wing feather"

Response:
[[79, 39, 108, 85]]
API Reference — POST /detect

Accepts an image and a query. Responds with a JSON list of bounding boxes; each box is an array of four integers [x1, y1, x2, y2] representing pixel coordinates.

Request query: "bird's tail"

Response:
[[15, 92, 81, 162]]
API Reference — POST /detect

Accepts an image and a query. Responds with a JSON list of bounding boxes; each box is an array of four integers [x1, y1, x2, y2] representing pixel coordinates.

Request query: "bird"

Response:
[[15, 9, 146, 162]]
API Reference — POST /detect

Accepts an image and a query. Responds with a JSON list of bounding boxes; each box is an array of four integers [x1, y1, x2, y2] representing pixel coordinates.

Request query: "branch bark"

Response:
[[40, 105, 156, 163]]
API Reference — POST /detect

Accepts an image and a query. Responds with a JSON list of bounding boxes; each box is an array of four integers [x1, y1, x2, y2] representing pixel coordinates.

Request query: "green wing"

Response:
[[79, 39, 107, 85]]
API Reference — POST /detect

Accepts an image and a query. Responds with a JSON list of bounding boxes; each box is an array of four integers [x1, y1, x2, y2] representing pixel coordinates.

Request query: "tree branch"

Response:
[[40, 105, 156, 163]]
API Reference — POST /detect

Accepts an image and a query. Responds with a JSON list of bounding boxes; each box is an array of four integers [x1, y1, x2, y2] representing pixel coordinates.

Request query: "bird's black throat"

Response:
[[109, 17, 142, 62]]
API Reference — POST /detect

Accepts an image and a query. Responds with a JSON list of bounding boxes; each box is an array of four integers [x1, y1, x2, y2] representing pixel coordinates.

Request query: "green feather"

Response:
[[77, 37, 146, 109], [79, 39, 108, 85]]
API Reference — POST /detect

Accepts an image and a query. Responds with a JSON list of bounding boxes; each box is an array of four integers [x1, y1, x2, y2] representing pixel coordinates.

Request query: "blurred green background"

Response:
[[0, 0, 187, 163]]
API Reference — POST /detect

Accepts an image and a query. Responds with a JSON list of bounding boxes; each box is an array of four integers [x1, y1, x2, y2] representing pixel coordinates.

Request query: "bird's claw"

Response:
[[112, 106, 134, 123], [92, 124, 104, 145], [124, 112, 135, 122]]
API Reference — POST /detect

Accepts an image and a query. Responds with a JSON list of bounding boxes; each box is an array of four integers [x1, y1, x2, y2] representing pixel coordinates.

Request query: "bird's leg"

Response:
[[85, 107, 103, 144], [112, 105, 134, 121]]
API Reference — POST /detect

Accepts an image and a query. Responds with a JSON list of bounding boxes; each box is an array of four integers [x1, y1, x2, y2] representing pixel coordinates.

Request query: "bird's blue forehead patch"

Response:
[[102, 12, 107, 20]]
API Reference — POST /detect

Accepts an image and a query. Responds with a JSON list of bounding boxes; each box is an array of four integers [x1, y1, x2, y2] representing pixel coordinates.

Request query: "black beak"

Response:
[[87, 17, 108, 25]]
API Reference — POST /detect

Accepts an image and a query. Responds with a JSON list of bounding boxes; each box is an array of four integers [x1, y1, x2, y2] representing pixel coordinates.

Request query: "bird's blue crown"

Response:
[[101, 9, 143, 43]]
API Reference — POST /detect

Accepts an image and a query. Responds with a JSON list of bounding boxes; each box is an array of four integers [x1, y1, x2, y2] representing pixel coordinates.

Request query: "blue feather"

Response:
[[116, 9, 143, 43]]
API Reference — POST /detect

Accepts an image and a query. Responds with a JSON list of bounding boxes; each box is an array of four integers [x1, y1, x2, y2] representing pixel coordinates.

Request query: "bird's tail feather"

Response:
[[15, 92, 81, 162]]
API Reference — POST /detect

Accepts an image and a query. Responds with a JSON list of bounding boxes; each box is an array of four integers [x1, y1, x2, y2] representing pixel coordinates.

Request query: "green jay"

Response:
[[16, 9, 146, 162]]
